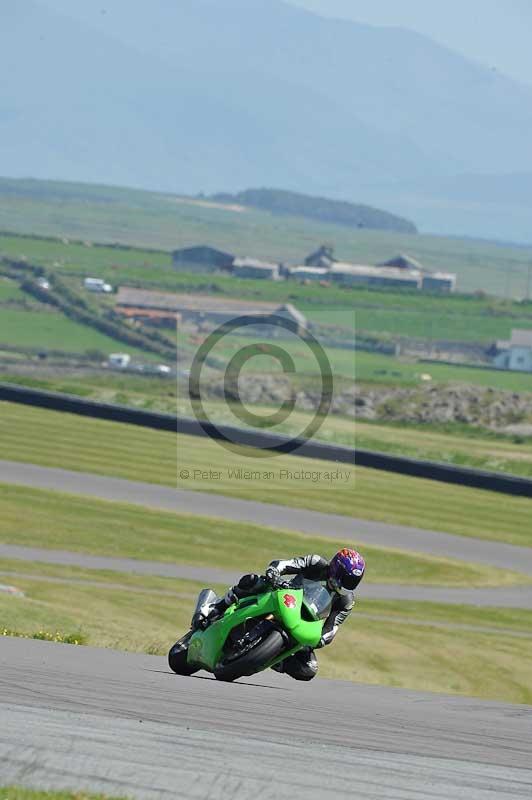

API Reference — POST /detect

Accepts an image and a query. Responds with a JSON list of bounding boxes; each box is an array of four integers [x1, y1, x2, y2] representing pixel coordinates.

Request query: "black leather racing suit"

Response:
[[223, 554, 356, 681]]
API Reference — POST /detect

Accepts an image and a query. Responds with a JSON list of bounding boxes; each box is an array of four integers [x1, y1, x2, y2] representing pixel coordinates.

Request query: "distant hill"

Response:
[[1, 1, 532, 240], [209, 189, 417, 234]]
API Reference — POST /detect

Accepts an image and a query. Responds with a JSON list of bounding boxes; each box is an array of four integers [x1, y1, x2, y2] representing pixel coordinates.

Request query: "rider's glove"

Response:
[[317, 628, 337, 648], [191, 610, 210, 630], [265, 566, 282, 586]]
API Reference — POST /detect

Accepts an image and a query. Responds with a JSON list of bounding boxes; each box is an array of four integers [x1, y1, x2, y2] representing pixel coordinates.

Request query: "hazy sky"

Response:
[[291, 0, 532, 86]]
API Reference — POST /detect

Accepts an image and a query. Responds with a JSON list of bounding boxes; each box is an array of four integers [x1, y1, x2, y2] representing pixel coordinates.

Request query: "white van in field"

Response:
[[84, 277, 113, 293], [108, 353, 131, 369]]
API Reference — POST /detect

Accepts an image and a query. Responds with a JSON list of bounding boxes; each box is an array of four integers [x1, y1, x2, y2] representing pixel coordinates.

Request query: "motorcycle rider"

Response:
[[193, 548, 365, 682]]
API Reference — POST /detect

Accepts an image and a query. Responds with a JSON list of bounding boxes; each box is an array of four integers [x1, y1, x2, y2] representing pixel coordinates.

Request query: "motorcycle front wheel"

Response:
[[214, 629, 285, 682], [168, 633, 198, 676]]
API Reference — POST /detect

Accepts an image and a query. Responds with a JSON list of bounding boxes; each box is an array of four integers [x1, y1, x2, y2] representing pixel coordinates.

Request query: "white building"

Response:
[[233, 258, 280, 280], [493, 329, 532, 372], [288, 266, 329, 281], [330, 262, 422, 290]]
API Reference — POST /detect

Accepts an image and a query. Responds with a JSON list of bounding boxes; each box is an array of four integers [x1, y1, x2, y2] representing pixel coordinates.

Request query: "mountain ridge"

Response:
[[1, 0, 531, 241]]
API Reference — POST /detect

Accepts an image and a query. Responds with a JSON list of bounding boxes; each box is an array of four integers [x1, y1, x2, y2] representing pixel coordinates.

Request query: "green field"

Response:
[[178, 325, 530, 389], [0, 231, 170, 274], [0, 277, 25, 302], [176, 328, 356, 381], [1, 401, 531, 547], [0, 307, 157, 358], [306, 303, 532, 344], [354, 350, 532, 390], [2, 178, 532, 297]]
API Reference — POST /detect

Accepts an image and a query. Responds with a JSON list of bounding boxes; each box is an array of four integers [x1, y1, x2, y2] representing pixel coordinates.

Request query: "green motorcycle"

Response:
[[168, 576, 333, 682]]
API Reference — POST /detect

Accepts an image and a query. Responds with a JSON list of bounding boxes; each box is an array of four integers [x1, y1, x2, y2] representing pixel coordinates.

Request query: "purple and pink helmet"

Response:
[[328, 548, 365, 596]]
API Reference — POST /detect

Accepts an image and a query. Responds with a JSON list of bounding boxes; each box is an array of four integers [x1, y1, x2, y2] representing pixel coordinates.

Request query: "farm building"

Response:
[[288, 266, 329, 281], [297, 248, 456, 292], [233, 257, 280, 280], [304, 245, 336, 268], [171, 245, 235, 272], [115, 288, 307, 333], [381, 254, 456, 293], [117, 306, 181, 328], [379, 253, 424, 271], [493, 329, 532, 372], [421, 272, 457, 293], [329, 263, 422, 290]]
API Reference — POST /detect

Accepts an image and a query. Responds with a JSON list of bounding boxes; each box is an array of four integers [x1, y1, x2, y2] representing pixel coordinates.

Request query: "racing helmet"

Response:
[[328, 548, 365, 596]]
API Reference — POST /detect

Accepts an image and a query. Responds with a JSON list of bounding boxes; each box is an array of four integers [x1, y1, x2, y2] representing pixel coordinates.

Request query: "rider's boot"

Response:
[[208, 589, 238, 621], [191, 576, 261, 631]]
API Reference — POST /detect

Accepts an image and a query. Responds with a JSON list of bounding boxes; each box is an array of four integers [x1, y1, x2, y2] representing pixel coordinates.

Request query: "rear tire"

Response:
[[168, 635, 198, 676], [214, 630, 285, 682]]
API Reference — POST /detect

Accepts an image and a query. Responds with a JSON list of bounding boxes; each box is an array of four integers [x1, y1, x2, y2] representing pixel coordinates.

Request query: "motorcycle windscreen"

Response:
[[301, 579, 332, 621]]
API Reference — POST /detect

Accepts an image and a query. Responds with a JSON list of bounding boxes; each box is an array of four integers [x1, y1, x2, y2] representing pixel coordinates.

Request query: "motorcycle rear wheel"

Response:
[[214, 630, 285, 682]]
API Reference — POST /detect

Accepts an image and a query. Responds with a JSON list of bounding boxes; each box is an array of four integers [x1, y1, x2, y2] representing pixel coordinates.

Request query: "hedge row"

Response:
[[2, 258, 176, 360]]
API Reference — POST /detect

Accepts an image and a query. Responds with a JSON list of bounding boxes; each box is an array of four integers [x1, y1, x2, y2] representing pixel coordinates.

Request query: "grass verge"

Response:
[[323, 612, 532, 704], [1, 628, 86, 644], [0, 789, 125, 800], [0, 570, 199, 655], [1, 402, 531, 547]]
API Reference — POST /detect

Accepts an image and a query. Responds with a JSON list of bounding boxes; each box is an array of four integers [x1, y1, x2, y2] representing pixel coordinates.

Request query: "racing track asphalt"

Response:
[[1, 459, 532, 575], [1, 637, 531, 800]]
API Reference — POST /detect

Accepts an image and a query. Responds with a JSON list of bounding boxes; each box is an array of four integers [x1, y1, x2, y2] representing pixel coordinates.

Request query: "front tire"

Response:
[[214, 630, 285, 682], [168, 635, 198, 676]]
